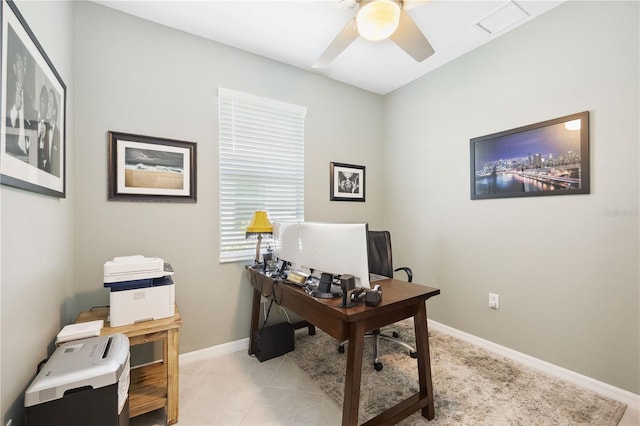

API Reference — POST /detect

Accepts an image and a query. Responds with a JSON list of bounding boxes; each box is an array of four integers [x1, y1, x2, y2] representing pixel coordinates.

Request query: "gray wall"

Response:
[[1, 1, 75, 424], [72, 1, 386, 357], [384, 1, 639, 394]]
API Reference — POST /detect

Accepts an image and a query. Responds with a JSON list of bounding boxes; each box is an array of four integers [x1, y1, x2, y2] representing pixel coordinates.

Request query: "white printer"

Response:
[[25, 333, 130, 426], [104, 255, 175, 327]]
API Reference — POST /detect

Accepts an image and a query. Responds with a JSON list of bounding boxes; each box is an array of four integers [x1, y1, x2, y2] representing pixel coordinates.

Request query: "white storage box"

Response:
[[110, 283, 175, 327]]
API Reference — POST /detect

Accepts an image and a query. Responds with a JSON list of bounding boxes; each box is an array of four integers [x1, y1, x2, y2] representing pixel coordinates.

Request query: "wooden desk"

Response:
[[74, 306, 183, 425], [247, 268, 440, 425]]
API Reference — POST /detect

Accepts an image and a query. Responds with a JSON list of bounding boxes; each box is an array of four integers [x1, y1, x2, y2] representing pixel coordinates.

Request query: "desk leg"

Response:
[[248, 288, 261, 355], [343, 321, 366, 426], [167, 328, 180, 425], [414, 304, 435, 420]]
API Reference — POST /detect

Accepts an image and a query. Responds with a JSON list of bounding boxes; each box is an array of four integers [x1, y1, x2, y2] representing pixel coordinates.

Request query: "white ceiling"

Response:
[[93, 0, 565, 95]]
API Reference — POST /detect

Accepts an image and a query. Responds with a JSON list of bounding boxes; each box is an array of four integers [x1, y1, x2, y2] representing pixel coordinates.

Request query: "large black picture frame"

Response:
[[0, 0, 67, 197], [108, 131, 197, 203], [470, 111, 590, 200]]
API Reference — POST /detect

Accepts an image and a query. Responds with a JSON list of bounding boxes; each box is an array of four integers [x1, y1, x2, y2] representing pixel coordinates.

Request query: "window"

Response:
[[218, 88, 306, 262]]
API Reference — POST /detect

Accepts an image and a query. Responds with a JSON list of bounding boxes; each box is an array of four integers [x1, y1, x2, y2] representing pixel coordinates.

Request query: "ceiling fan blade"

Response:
[[389, 9, 434, 62], [313, 18, 358, 68], [402, 0, 433, 11]]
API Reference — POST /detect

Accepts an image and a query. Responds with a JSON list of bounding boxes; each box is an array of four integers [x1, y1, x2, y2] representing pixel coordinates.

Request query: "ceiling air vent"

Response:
[[475, 1, 529, 35]]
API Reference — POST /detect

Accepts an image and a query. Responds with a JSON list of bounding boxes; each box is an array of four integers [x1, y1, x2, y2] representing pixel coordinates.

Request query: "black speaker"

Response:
[[340, 274, 355, 291]]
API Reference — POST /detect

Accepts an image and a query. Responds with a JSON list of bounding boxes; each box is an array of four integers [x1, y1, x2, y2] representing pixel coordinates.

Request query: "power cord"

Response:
[[89, 305, 109, 311]]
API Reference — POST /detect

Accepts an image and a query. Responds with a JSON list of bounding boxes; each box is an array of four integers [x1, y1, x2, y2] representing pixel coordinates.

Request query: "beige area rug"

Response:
[[289, 320, 626, 425]]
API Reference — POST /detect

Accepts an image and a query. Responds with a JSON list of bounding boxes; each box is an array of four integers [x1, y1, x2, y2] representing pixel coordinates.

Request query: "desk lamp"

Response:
[[246, 210, 273, 264]]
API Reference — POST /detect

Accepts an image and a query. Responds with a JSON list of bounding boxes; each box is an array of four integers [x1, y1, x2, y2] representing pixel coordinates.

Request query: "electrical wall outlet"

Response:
[[489, 293, 499, 309]]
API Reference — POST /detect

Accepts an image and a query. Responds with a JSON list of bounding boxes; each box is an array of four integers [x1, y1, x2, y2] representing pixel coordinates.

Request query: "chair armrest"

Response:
[[394, 267, 413, 282]]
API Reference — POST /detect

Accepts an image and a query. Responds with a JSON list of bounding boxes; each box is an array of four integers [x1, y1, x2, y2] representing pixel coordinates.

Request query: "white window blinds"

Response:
[[218, 88, 306, 263]]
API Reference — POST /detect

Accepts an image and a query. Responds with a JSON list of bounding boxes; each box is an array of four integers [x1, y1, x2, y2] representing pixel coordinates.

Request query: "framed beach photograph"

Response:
[[0, 0, 66, 197], [330, 162, 365, 202], [108, 131, 197, 202], [470, 111, 589, 200]]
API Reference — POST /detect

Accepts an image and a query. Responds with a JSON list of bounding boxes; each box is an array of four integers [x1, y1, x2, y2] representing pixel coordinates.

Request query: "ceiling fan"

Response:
[[314, 0, 435, 68]]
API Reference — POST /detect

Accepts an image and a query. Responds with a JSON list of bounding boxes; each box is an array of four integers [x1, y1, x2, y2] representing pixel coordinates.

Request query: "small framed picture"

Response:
[[330, 162, 365, 202], [0, 0, 67, 197], [108, 131, 197, 202]]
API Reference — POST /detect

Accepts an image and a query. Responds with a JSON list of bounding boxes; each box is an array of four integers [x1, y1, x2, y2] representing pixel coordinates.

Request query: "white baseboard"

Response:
[[180, 337, 249, 364], [428, 319, 640, 411]]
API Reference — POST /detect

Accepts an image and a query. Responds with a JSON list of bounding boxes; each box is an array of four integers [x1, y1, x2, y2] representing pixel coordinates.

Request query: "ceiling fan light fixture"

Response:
[[356, 0, 401, 41]]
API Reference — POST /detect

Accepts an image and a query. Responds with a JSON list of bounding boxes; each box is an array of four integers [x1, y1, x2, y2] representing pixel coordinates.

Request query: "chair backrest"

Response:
[[367, 230, 394, 278]]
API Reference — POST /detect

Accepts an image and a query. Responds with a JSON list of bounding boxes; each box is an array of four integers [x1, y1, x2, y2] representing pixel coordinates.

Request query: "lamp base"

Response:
[[254, 234, 263, 264]]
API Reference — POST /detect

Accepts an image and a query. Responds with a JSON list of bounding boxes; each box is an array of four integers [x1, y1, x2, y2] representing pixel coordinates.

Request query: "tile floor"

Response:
[[131, 350, 341, 426], [131, 349, 639, 426]]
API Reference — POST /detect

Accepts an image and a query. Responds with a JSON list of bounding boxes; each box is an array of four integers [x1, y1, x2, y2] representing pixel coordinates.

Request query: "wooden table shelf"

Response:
[[74, 306, 183, 425], [129, 361, 167, 417]]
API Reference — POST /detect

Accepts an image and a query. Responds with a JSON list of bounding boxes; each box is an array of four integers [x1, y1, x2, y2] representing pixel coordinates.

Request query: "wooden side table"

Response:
[[74, 305, 183, 425]]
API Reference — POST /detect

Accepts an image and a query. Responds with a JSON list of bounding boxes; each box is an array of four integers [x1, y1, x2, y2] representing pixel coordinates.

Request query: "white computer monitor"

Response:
[[297, 222, 371, 288], [272, 221, 300, 267]]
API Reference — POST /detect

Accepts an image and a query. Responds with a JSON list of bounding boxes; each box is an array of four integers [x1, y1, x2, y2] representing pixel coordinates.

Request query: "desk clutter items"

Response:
[[25, 334, 130, 426], [104, 255, 175, 327], [340, 274, 358, 308], [365, 285, 382, 307], [285, 269, 308, 286], [56, 320, 103, 345]]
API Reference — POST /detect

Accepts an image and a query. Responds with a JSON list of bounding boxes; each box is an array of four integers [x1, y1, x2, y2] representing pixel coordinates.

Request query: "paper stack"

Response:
[[56, 320, 104, 345]]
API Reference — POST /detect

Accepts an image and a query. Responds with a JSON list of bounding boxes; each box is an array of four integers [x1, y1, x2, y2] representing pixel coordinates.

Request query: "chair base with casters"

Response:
[[338, 230, 416, 371], [338, 329, 417, 371]]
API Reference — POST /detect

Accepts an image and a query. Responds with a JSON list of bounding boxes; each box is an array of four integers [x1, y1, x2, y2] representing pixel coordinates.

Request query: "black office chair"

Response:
[[339, 230, 417, 371]]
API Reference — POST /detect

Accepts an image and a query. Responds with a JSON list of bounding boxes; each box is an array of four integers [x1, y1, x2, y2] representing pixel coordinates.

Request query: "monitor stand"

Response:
[[311, 275, 342, 299]]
